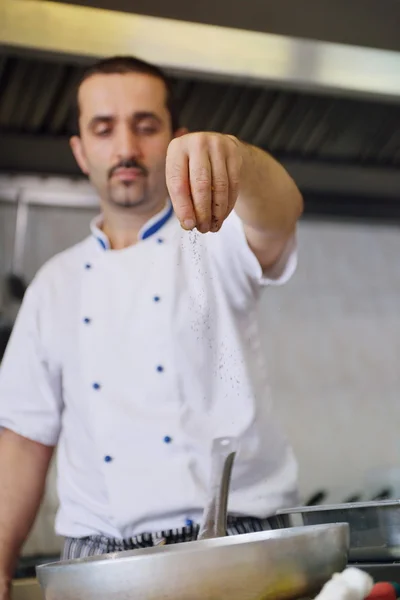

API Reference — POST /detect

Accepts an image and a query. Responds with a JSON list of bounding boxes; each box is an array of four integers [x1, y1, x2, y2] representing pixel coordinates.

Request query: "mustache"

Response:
[[108, 159, 148, 179]]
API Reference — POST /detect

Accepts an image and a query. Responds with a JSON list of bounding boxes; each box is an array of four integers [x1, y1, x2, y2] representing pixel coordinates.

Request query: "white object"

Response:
[[0, 200, 298, 539], [315, 567, 374, 600]]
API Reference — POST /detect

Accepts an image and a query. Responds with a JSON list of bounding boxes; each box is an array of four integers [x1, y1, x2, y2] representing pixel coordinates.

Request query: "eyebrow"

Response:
[[88, 115, 113, 129], [88, 111, 162, 129], [134, 111, 162, 124]]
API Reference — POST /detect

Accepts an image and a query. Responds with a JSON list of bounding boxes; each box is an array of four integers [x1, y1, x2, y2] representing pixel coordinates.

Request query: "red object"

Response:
[[365, 582, 397, 600]]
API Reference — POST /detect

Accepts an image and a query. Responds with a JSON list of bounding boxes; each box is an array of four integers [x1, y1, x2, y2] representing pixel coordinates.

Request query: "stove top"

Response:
[[352, 562, 400, 583]]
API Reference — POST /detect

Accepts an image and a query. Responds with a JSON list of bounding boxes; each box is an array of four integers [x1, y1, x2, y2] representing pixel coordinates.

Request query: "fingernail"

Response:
[[182, 219, 196, 230], [211, 216, 220, 232]]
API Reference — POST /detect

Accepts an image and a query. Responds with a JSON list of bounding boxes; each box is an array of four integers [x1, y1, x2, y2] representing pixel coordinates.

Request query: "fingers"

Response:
[[208, 145, 229, 232], [226, 152, 241, 216], [166, 143, 195, 230], [189, 145, 212, 233], [167, 133, 241, 234]]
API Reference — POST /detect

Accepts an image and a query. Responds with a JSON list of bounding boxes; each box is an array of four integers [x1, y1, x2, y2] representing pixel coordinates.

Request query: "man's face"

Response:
[[71, 72, 175, 211]]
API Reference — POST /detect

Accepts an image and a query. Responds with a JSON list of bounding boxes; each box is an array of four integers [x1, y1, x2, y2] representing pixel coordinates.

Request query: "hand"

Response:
[[166, 132, 243, 233]]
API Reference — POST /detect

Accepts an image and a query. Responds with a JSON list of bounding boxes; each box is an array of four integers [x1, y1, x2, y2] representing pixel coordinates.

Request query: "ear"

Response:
[[70, 136, 89, 175], [173, 127, 189, 140]]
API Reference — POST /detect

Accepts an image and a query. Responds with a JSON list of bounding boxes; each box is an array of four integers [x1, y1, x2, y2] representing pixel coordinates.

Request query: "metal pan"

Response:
[[270, 500, 400, 563], [37, 438, 349, 600]]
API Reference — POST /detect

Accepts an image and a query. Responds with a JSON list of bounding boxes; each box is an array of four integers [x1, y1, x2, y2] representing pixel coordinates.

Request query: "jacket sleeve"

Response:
[[0, 279, 63, 446]]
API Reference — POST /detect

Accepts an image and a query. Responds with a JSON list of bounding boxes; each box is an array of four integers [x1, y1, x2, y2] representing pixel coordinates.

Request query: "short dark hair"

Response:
[[72, 55, 180, 134]]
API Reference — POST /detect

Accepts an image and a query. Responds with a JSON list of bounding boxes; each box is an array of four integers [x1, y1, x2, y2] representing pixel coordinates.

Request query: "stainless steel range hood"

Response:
[[1, 0, 400, 102]]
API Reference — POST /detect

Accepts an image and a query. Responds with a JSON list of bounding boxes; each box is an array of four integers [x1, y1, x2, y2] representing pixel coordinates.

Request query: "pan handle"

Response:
[[197, 437, 237, 541]]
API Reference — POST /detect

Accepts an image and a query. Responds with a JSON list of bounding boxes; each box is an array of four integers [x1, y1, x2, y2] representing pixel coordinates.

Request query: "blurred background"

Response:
[[1, 0, 400, 569]]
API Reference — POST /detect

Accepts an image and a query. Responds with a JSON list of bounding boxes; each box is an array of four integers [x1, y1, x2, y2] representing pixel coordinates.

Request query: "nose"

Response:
[[114, 123, 141, 160]]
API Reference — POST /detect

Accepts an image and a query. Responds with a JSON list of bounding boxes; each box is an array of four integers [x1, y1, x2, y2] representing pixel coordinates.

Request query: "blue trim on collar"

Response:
[[97, 237, 108, 250], [140, 202, 174, 240], [90, 199, 174, 250]]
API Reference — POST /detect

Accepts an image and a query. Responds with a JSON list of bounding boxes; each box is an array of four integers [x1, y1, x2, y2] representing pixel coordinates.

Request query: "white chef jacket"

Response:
[[0, 200, 299, 539]]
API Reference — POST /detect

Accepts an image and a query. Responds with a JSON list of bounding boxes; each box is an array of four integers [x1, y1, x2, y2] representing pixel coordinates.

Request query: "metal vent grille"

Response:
[[1, 53, 400, 166]]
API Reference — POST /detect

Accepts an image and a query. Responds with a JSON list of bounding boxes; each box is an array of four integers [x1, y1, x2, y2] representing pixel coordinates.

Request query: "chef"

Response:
[[0, 55, 303, 595]]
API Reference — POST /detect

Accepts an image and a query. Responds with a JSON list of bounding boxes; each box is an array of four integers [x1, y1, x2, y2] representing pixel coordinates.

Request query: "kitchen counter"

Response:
[[12, 579, 42, 600]]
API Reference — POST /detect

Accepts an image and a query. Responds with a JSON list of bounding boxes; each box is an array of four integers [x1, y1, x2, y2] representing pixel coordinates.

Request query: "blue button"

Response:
[[157, 238, 164, 244], [185, 519, 193, 527], [85, 263, 92, 270], [163, 436, 172, 444], [104, 455, 112, 463], [156, 365, 164, 373], [153, 296, 160, 302], [83, 317, 91, 324], [92, 382, 101, 390]]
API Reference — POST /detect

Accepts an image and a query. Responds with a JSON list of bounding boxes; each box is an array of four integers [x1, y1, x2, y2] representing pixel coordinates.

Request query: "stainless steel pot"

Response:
[[37, 438, 349, 600], [270, 500, 400, 563]]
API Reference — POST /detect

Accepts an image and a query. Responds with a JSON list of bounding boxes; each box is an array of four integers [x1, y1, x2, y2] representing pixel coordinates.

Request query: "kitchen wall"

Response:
[[1, 184, 400, 555], [260, 218, 400, 502]]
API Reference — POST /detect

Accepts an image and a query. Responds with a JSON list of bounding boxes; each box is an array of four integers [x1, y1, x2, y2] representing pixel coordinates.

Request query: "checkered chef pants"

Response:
[[62, 515, 272, 560]]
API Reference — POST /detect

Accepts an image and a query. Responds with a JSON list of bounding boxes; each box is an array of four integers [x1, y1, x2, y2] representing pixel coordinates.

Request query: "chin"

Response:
[[113, 198, 147, 209], [109, 190, 147, 209]]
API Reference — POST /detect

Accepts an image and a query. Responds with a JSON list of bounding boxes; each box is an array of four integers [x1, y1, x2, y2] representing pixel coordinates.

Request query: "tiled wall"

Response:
[[1, 196, 400, 555]]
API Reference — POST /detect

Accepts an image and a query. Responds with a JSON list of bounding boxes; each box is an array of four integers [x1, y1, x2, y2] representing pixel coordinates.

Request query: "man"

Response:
[[0, 55, 303, 596]]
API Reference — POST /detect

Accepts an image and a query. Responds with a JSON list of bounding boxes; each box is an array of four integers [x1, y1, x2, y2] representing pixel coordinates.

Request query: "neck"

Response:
[[101, 200, 166, 250]]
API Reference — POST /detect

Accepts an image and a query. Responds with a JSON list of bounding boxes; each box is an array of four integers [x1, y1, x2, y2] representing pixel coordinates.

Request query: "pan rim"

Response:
[[36, 523, 349, 575], [276, 499, 400, 514]]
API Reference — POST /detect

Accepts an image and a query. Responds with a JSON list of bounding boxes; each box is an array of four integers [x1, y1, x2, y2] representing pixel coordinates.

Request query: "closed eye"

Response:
[[136, 122, 160, 136], [89, 117, 114, 137], [95, 127, 112, 137]]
